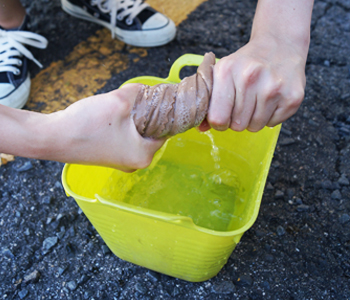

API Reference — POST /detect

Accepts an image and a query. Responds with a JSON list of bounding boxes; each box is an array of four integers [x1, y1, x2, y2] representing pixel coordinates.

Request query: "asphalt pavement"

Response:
[[1, 0, 350, 299]]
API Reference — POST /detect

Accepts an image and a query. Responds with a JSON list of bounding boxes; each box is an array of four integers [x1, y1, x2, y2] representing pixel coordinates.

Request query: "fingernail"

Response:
[[214, 124, 228, 131]]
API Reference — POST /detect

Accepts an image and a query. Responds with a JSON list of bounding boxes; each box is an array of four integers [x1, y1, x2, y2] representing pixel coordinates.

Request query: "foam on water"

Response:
[[121, 160, 240, 231], [101, 135, 245, 231]]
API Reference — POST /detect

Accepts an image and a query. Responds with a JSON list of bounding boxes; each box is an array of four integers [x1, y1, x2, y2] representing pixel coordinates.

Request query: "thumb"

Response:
[[143, 136, 168, 155], [197, 118, 211, 132]]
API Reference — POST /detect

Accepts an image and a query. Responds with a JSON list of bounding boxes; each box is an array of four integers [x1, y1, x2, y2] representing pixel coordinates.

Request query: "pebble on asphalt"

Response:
[[42, 195, 53, 204], [295, 198, 303, 205], [266, 182, 274, 191], [172, 286, 180, 297], [275, 190, 285, 199], [67, 280, 78, 291], [18, 289, 28, 299], [212, 280, 236, 294], [338, 175, 349, 186], [134, 282, 148, 294], [255, 229, 266, 237], [331, 190, 342, 200], [146, 270, 160, 282], [340, 214, 350, 224], [1, 248, 14, 259], [23, 270, 40, 284], [42, 236, 58, 255], [58, 267, 67, 276], [101, 245, 111, 255], [280, 127, 292, 136], [237, 274, 253, 287], [297, 204, 310, 212], [14, 161, 33, 172], [279, 138, 296, 146], [277, 226, 286, 236], [321, 180, 334, 190]]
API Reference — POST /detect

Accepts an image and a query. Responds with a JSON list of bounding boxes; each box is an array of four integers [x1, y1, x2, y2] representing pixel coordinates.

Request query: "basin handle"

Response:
[[166, 54, 220, 83]]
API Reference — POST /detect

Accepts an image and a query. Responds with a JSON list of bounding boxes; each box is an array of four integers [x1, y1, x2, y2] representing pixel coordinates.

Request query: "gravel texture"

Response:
[[1, 0, 350, 299]]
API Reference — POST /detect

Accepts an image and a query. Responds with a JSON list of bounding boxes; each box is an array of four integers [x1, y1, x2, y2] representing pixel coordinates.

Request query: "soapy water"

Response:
[[101, 134, 245, 231], [103, 159, 240, 231]]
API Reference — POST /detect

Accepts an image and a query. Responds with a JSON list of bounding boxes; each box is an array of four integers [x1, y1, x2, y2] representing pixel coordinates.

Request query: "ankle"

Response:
[[0, 12, 26, 29]]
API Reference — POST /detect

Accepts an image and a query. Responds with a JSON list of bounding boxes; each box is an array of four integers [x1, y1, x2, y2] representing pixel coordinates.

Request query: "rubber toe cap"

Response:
[[142, 13, 171, 30]]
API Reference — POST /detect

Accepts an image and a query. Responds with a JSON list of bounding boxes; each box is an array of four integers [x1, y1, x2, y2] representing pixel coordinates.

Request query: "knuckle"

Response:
[[215, 60, 233, 79], [242, 62, 263, 86], [263, 79, 283, 100], [247, 126, 262, 132], [248, 120, 266, 132], [208, 114, 229, 129], [230, 123, 246, 132], [116, 97, 132, 114], [111, 84, 141, 112], [286, 89, 305, 109], [266, 120, 280, 128]]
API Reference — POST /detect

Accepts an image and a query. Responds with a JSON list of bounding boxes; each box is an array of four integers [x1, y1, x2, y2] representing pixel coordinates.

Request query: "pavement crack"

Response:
[[311, 1, 333, 32], [336, 1, 350, 12]]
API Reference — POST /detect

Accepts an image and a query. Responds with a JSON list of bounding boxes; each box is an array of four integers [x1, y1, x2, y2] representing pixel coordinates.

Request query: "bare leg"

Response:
[[0, 0, 25, 29]]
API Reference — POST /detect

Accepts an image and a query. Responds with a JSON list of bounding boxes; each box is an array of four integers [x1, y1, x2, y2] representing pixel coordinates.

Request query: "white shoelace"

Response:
[[0, 29, 48, 75], [90, 0, 149, 38]]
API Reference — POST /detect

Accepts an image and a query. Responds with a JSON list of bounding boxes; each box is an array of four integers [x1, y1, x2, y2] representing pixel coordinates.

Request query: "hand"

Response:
[[57, 83, 166, 172], [199, 34, 308, 133], [0, 84, 165, 172]]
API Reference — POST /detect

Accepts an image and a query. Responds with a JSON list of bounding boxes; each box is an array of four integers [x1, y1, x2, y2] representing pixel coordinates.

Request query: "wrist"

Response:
[[22, 111, 64, 161], [250, 0, 313, 59], [250, 30, 310, 61], [20, 109, 78, 163]]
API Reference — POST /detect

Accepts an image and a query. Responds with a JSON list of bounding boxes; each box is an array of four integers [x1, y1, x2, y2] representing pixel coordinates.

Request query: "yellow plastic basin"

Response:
[[61, 54, 281, 282]]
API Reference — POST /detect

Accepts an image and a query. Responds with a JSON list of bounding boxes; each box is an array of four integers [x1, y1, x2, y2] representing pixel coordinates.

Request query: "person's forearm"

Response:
[[0, 88, 166, 170], [251, 0, 314, 56], [0, 105, 68, 161]]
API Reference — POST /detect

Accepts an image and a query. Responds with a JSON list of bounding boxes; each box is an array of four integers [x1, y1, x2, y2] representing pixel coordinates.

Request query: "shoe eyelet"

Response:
[[126, 18, 133, 25], [14, 70, 21, 76], [94, 12, 100, 18], [17, 60, 22, 66], [117, 15, 123, 21]]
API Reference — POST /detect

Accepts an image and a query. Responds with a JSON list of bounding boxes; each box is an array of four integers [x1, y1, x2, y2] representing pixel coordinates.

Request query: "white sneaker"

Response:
[[0, 16, 48, 109], [61, 0, 176, 47]]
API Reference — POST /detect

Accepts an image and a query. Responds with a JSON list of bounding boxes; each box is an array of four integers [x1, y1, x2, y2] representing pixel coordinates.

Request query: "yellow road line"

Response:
[[148, 0, 207, 26], [27, 0, 207, 113]]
